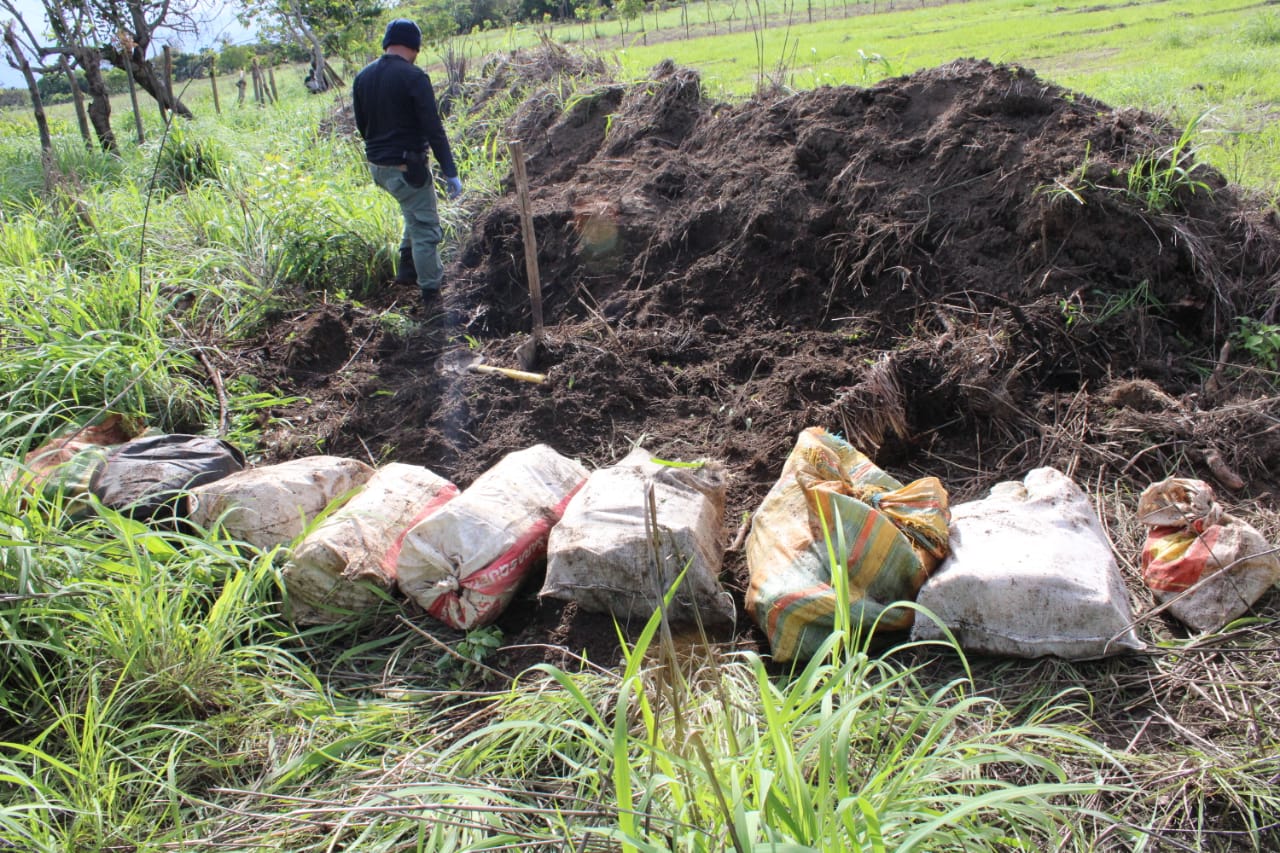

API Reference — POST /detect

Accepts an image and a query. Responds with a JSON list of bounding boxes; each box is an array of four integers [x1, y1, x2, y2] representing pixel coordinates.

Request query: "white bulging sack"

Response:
[[911, 467, 1143, 659], [541, 448, 733, 626], [393, 445, 588, 630], [283, 463, 458, 624], [189, 456, 374, 550]]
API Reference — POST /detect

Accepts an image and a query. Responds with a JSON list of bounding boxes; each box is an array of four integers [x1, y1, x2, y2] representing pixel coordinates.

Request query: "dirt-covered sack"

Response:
[[13, 415, 141, 513], [1138, 477, 1280, 633], [283, 463, 459, 624], [393, 445, 588, 630], [188, 456, 374, 550], [912, 468, 1143, 659], [540, 447, 734, 626], [746, 427, 950, 663], [89, 434, 247, 521]]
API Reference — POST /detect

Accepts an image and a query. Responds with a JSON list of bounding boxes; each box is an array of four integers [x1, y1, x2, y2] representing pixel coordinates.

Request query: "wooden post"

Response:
[[162, 45, 174, 111], [61, 54, 93, 149], [119, 40, 146, 144], [209, 56, 221, 115], [251, 58, 264, 105], [267, 66, 278, 103]]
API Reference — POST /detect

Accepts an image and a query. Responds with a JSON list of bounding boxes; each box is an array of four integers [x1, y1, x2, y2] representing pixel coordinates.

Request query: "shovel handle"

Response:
[[507, 140, 544, 343], [468, 363, 546, 384]]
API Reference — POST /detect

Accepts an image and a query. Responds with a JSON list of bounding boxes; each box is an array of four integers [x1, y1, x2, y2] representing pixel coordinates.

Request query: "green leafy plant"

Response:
[[1234, 316, 1280, 370], [1059, 295, 1084, 328], [447, 625, 505, 688]]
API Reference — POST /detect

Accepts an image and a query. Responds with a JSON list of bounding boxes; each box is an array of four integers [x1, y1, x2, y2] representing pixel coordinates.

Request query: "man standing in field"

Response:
[[353, 18, 463, 307]]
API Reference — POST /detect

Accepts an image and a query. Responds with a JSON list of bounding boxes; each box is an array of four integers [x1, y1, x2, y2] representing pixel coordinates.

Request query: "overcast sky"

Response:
[[1, 0, 255, 87]]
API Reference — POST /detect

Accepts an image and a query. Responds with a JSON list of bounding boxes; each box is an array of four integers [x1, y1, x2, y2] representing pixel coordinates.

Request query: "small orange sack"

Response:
[[1138, 478, 1279, 633]]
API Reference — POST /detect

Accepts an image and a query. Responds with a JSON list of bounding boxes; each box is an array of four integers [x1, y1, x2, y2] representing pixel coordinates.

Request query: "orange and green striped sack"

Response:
[[745, 427, 950, 662]]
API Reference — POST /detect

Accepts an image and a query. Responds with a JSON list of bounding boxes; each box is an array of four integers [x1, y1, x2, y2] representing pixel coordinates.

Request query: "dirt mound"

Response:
[[240, 57, 1280, 660]]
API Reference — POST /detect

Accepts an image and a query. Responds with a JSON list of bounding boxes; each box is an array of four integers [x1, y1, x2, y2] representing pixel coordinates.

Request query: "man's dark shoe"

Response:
[[394, 247, 416, 285], [420, 287, 440, 309]]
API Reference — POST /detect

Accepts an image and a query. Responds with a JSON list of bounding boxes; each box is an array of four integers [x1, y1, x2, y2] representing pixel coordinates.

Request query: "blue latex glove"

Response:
[[445, 176, 463, 200]]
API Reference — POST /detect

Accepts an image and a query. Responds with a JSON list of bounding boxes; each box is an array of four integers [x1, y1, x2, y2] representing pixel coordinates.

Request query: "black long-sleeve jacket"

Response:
[[352, 54, 458, 179]]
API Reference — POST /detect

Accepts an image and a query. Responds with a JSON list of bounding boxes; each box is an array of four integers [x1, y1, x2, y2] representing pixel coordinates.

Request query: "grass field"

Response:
[[1, 0, 1279, 849]]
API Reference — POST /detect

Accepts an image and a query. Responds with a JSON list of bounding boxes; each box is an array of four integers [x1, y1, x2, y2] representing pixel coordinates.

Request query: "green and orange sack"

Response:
[[1138, 477, 1280, 633], [745, 427, 950, 662]]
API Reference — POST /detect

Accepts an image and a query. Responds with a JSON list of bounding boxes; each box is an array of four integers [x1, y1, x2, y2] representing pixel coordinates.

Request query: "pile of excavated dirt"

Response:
[[237, 54, 1280, 662]]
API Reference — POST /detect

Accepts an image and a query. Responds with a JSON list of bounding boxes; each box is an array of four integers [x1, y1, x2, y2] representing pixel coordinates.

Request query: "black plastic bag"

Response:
[[90, 434, 247, 522]]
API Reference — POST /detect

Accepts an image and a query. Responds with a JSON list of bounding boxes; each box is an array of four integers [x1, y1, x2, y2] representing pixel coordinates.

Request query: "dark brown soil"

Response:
[[236, 55, 1280, 667]]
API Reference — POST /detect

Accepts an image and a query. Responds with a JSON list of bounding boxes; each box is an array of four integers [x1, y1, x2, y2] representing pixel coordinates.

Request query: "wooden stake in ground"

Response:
[[162, 45, 174, 120], [209, 56, 221, 115], [251, 58, 264, 105], [119, 34, 145, 144], [508, 140, 545, 371]]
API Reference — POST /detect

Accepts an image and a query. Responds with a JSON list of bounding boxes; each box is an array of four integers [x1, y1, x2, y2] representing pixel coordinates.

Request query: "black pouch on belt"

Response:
[[403, 149, 429, 188]]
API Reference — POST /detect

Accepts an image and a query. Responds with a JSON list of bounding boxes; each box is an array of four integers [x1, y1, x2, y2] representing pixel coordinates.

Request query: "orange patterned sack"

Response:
[[746, 427, 950, 662], [1138, 478, 1279, 632]]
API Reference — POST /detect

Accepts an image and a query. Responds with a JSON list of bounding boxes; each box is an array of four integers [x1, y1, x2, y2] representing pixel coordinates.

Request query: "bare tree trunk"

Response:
[[286, 0, 332, 94], [120, 46, 146, 144], [4, 23, 55, 189], [71, 48, 118, 152], [60, 54, 93, 149]]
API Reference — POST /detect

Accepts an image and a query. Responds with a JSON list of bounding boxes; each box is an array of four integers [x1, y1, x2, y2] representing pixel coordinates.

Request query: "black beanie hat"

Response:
[[383, 19, 422, 51]]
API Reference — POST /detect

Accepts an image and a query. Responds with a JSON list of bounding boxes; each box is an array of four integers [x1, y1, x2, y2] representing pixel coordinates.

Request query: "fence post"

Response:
[[119, 38, 146, 143], [162, 44, 174, 117], [209, 56, 221, 115]]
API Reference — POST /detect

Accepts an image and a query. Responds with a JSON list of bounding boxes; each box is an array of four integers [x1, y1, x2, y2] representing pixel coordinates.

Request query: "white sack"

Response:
[[283, 463, 458, 624], [189, 456, 374, 550], [394, 445, 588, 630], [541, 448, 734, 626], [911, 467, 1143, 659]]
